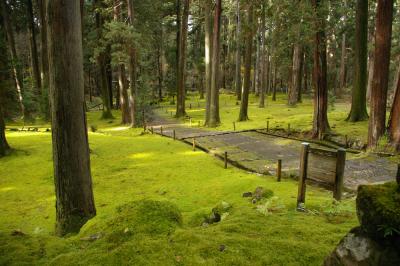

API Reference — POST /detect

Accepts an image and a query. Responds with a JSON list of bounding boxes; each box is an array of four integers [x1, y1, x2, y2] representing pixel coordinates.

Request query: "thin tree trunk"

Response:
[[37, 0, 50, 118], [176, 0, 189, 118], [368, 0, 393, 147], [289, 43, 302, 106], [312, 0, 330, 139], [0, 0, 25, 119], [338, 0, 347, 96], [204, 0, 212, 124], [0, 45, 10, 156], [238, 2, 253, 121], [127, 0, 137, 127], [235, 0, 242, 101], [259, 4, 266, 108], [27, 0, 41, 97], [0, 104, 8, 157], [347, 0, 369, 122], [209, 0, 222, 127], [388, 61, 400, 151], [47, 0, 96, 236], [253, 29, 260, 95], [272, 61, 277, 101]]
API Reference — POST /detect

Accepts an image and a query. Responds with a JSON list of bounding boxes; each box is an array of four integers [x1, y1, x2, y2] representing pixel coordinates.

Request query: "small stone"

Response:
[[243, 192, 253, 197]]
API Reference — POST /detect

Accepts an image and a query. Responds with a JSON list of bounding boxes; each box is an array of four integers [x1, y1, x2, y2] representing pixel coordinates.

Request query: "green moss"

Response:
[[0, 113, 358, 265], [357, 182, 400, 241]]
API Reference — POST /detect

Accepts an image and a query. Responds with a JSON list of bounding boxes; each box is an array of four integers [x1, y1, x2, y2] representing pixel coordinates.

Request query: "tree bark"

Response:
[[47, 0, 96, 236], [0, 43, 10, 157], [312, 0, 330, 139], [238, 1, 253, 121], [347, 0, 369, 122], [27, 0, 41, 96], [127, 0, 137, 127], [289, 43, 302, 106], [37, 0, 50, 118], [388, 61, 400, 151], [0, 104, 8, 157], [368, 0, 393, 148], [204, 0, 212, 124], [0, 0, 25, 119], [176, 0, 189, 118], [208, 0, 222, 127], [235, 0, 242, 101], [338, 0, 347, 97], [259, 4, 267, 108]]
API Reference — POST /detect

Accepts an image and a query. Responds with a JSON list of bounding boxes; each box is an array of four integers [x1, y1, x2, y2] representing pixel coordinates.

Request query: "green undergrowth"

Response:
[[157, 92, 370, 143], [0, 112, 358, 265]]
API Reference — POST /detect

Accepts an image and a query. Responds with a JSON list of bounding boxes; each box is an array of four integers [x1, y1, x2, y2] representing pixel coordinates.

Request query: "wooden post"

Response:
[[173, 130, 176, 140], [224, 151, 228, 169], [277, 159, 282, 182], [198, 121, 201, 127], [189, 117, 192, 126], [288, 123, 291, 136], [334, 148, 346, 201], [170, 111, 173, 117], [297, 142, 310, 209], [267, 120, 269, 132], [344, 135, 348, 148], [397, 164, 400, 186], [233, 122, 236, 131], [142, 109, 145, 130], [160, 126, 163, 136], [189, 103, 192, 109], [192, 138, 196, 151], [151, 127, 154, 134]]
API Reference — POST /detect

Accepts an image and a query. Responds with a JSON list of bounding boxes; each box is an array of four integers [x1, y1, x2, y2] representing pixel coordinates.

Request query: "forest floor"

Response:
[[0, 110, 360, 265], [153, 93, 399, 191]]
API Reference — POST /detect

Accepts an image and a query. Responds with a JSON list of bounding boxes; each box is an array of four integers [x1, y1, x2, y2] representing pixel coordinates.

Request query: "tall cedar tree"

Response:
[[388, 64, 400, 151], [0, 32, 9, 157], [368, 0, 393, 147], [176, 0, 189, 118], [312, 0, 330, 139], [127, 0, 137, 127], [235, 0, 242, 101], [338, 0, 347, 96], [238, 1, 254, 121], [208, 0, 222, 127], [27, 0, 41, 98], [47, 0, 96, 236], [204, 0, 212, 125], [259, 3, 266, 108], [347, 0, 369, 122]]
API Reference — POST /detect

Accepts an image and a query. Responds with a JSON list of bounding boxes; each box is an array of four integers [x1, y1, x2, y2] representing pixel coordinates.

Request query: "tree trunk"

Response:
[[176, 0, 189, 118], [0, 43, 10, 157], [312, 0, 330, 139], [37, 0, 50, 118], [347, 0, 369, 122], [238, 2, 253, 121], [253, 30, 260, 95], [272, 61, 277, 101], [388, 61, 400, 151], [208, 0, 222, 127], [259, 4, 266, 108], [368, 0, 393, 148], [47, 0, 96, 236], [127, 0, 137, 127], [235, 0, 242, 101], [289, 43, 302, 106], [338, 0, 347, 97], [0, 0, 25, 119], [27, 0, 41, 97], [0, 104, 8, 157], [366, 28, 375, 101], [204, 0, 212, 124]]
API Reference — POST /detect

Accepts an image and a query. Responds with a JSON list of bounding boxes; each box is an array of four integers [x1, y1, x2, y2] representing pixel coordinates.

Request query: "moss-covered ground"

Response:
[[1, 110, 358, 265], [157, 93, 370, 143]]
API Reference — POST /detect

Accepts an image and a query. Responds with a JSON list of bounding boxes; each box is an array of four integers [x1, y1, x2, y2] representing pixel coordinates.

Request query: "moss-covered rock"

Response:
[[356, 182, 400, 242]]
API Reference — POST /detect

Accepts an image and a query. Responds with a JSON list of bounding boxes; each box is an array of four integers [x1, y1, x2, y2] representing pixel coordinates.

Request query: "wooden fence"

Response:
[[297, 142, 346, 208]]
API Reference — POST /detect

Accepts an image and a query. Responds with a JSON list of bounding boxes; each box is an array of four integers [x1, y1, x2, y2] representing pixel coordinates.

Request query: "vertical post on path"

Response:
[[224, 151, 228, 169], [151, 127, 154, 134], [334, 148, 346, 201], [277, 159, 282, 182], [297, 142, 310, 210], [397, 164, 400, 186], [173, 130, 176, 140], [287, 123, 291, 136], [192, 138, 196, 151], [142, 109, 145, 131], [267, 120, 269, 132], [233, 122, 236, 131], [160, 126, 163, 136]]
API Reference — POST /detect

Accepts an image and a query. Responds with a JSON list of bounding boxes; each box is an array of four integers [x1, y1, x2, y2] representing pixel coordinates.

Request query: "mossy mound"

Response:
[[356, 182, 400, 242], [81, 200, 182, 243]]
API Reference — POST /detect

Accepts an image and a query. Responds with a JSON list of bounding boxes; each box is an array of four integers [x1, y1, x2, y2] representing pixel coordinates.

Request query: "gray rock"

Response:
[[242, 192, 253, 197], [324, 227, 400, 266]]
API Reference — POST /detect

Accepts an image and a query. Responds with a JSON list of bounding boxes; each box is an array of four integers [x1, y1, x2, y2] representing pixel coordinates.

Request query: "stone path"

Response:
[[148, 115, 398, 191]]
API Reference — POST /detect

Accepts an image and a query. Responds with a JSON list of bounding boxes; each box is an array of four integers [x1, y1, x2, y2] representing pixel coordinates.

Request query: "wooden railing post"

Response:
[[160, 126, 163, 136], [277, 159, 282, 182], [173, 130, 176, 140], [334, 148, 346, 201], [297, 142, 310, 209], [233, 122, 236, 131], [224, 152, 228, 169], [192, 138, 196, 151], [267, 120, 269, 132]]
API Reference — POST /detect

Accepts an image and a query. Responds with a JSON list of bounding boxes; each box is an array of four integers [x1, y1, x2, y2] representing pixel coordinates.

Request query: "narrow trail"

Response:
[[148, 113, 398, 191]]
